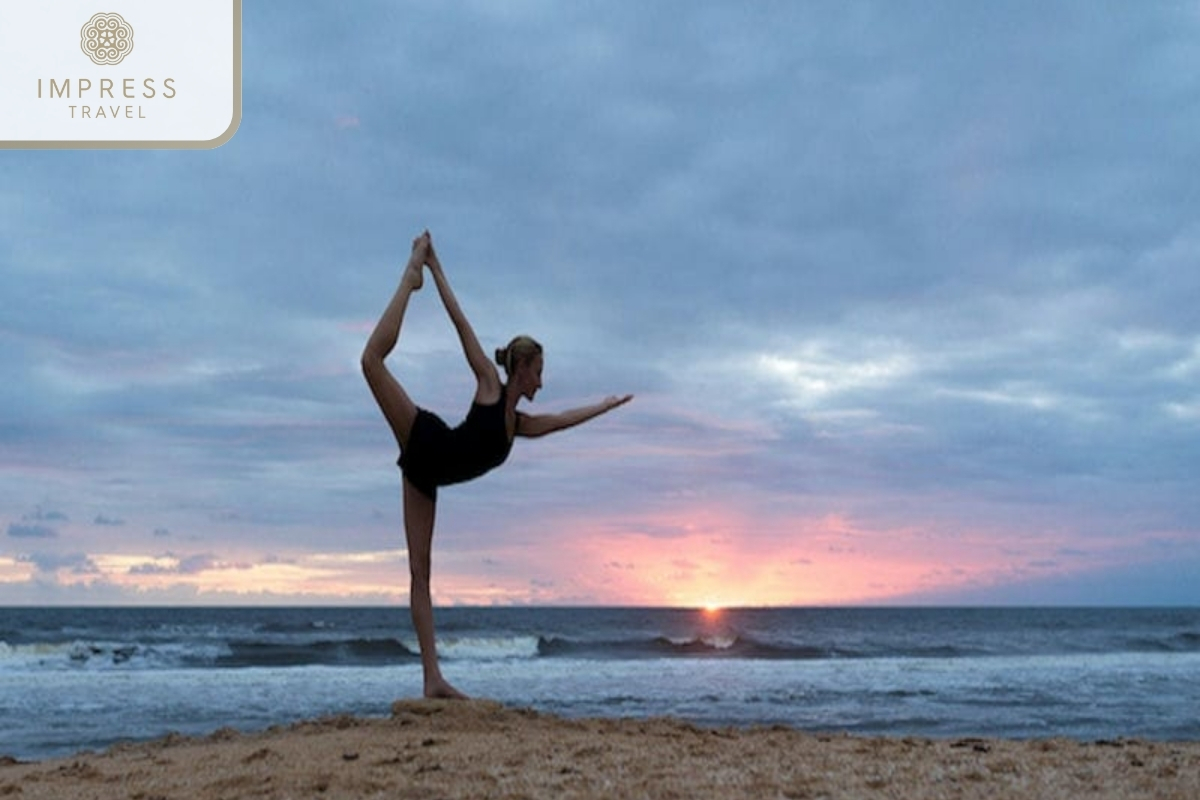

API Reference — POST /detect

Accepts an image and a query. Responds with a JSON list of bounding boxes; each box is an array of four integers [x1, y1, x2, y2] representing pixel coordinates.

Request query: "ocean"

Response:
[[1, 606, 1197, 761]]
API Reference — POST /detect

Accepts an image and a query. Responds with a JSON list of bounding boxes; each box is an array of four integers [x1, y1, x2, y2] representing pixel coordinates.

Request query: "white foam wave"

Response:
[[436, 636, 541, 661], [701, 635, 738, 650], [0, 639, 229, 671]]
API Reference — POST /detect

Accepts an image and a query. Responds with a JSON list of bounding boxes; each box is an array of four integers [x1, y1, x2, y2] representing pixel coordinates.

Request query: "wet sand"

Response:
[[3, 699, 1198, 799]]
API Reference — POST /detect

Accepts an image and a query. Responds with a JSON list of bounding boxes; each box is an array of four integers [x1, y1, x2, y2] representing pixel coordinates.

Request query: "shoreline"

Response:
[[4, 700, 1199, 799]]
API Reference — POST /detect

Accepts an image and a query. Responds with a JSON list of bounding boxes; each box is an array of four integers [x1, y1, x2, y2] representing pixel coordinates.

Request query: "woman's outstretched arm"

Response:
[[517, 395, 633, 438], [424, 234, 502, 400]]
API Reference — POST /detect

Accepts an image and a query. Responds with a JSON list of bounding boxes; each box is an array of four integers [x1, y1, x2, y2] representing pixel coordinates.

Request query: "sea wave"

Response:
[[1122, 631, 1200, 653], [0, 637, 417, 671], [439, 636, 541, 661], [215, 637, 418, 667], [535, 634, 833, 660], [4, 613, 1198, 673], [0, 639, 227, 670]]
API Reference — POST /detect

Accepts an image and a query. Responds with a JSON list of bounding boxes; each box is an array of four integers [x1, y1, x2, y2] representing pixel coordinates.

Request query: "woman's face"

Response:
[[518, 354, 544, 401]]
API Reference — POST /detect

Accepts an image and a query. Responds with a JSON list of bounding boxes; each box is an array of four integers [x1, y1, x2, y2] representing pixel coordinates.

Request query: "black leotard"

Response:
[[398, 386, 516, 501]]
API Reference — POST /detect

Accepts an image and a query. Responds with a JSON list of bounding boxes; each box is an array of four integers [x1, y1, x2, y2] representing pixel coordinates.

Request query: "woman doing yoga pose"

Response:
[[361, 231, 632, 698]]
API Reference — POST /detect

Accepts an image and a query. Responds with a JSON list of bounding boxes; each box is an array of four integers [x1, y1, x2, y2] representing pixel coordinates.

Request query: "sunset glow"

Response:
[[2, 499, 1182, 606]]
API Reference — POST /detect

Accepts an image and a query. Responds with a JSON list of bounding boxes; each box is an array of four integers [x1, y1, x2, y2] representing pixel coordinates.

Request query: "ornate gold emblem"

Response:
[[81, 13, 134, 66]]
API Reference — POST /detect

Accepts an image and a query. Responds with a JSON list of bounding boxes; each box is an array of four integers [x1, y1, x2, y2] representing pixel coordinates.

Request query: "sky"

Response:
[[2, 1, 1199, 607]]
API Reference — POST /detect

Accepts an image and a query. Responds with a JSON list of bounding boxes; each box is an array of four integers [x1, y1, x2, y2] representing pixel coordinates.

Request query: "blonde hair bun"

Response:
[[496, 335, 543, 376]]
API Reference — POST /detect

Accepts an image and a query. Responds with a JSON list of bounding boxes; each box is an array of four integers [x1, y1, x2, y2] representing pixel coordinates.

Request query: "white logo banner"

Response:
[[0, 0, 241, 149]]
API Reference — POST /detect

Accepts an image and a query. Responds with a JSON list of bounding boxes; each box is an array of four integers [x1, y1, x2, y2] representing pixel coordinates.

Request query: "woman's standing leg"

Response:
[[404, 477, 466, 698]]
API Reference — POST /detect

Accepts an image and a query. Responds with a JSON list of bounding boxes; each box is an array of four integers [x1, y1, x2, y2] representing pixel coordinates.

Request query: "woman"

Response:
[[361, 230, 633, 698]]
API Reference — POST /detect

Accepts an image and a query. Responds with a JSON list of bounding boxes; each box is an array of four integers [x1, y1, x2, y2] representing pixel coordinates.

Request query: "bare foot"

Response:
[[424, 676, 469, 700], [403, 234, 428, 292]]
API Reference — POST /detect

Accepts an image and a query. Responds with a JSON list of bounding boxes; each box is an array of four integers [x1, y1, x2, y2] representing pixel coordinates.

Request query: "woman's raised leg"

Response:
[[403, 477, 467, 699], [361, 234, 428, 448]]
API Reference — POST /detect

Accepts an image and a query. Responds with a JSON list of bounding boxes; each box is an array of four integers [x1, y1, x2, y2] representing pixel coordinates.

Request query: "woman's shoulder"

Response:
[[471, 378, 505, 408]]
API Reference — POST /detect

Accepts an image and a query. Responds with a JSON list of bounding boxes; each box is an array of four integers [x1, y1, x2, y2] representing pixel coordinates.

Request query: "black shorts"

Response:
[[397, 408, 449, 502]]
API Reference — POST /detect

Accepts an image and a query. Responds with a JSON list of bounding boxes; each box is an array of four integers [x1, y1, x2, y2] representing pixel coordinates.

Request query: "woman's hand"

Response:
[[605, 394, 634, 411]]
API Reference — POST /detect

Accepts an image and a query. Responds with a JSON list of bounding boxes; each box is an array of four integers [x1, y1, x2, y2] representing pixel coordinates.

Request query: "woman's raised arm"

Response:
[[424, 233, 502, 402]]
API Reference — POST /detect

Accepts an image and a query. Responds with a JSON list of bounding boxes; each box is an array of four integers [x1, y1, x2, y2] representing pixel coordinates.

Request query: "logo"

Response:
[[1, 0, 241, 149], [80, 12, 135, 66]]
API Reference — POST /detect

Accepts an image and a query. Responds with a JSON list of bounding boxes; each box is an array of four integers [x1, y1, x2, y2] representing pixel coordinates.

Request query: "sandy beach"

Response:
[[1, 700, 1197, 800]]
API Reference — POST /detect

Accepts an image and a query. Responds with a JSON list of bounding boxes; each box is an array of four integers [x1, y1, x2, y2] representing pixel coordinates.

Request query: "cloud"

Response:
[[94, 515, 125, 526], [18, 552, 99, 575], [128, 553, 223, 576], [7, 523, 57, 539], [23, 507, 68, 522]]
